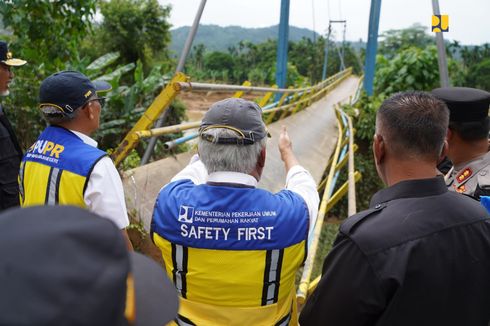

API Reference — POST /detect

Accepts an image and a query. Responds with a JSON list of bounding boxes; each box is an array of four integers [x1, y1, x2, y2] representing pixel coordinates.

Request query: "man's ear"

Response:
[[86, 102, 95, 120], [373, 134, 385, 165], [257, 147, 266, 168], [439, 140, 448, 162], [446, 128, 453, 142]]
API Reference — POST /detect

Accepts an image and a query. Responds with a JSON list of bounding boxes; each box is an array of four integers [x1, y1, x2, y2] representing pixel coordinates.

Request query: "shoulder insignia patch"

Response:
[[454, 184, 466, 193], [456, 168, 472, 183]]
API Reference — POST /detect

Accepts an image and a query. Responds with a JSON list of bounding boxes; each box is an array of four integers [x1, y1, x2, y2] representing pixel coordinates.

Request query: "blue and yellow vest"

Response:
[[20, 126, 107, 208], [151, 179, 309, 326]]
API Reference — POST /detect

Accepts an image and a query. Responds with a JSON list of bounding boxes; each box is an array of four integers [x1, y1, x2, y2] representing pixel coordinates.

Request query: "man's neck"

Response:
[[450, 138, 488, 167], [384, 159, 438, 187], [57, 122, 92, 137]]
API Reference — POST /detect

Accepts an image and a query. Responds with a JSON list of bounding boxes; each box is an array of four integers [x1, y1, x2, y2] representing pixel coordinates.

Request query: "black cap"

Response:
[[199, 98, 269, 145], [39, 71, 112, 115], [431, 87, 490, 122], [0, 41, 26, 66], [0, 206, 178, 326]]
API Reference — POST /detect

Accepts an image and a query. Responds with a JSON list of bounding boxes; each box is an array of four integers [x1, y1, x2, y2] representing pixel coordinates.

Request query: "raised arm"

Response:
[[279, 126, 319, 233]]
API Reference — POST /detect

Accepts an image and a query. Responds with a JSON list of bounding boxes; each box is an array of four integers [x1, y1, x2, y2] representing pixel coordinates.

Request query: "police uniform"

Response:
[[151, 98, 319, 326], [0, 42, 26, 211], [299, 177, 490, 326], [432, 87, 490, 199], [20, 71, 129, 229], [445, 151, 490, 198], [0, 105, 23, 211]]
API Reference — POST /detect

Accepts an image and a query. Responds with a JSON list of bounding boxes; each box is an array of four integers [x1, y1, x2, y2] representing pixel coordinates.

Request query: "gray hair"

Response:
[[41, 106, 79, 125], [198, 128, 267, 174]]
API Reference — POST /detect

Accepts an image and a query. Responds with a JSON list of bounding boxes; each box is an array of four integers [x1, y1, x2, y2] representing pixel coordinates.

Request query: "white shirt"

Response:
[[171, 154, 319, 234], [71, 130, 129, 229]]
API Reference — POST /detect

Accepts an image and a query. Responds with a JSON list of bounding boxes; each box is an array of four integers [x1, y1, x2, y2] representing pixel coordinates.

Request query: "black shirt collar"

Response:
[[370, 176, 447, 208]]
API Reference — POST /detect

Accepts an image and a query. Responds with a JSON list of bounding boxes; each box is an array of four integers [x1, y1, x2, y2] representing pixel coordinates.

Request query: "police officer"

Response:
[[300, 92, 490, 325], [432, 87, 490, 199], [151, 98, 319, 325], [20, 71, 131, 247], [0, 41, 26, 211]]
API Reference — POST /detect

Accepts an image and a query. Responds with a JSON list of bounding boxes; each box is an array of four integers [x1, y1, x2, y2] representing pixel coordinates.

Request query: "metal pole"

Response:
[[432, 0, 450, 87], [140, 0, 207, 165], [346, 115, 357, 216], [275, 0, 290, 101], [364, 0, 382, 96], [341, 21, 347, 70], [321, 24, 332, 80]]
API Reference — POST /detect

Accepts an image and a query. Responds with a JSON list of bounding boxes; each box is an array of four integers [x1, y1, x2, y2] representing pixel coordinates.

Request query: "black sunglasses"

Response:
[[85, 97, 106, 108]]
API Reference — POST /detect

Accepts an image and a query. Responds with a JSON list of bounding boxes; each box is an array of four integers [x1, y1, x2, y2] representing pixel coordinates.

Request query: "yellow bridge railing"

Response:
[[111, 68, 353, 166], [297, 77, 364, 304]]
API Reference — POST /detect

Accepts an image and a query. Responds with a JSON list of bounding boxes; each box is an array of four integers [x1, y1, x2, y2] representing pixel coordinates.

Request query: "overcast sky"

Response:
[[159, 0, 489, 45]]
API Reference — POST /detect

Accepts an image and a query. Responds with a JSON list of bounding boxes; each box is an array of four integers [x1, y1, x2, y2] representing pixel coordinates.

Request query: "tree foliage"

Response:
[[186, 37, 362, 86], [0, 0, 97, 147], [378, 24, 434, 59], [375, 46, 440, 94], [96, 0, 172, 69], [464, 58, 490, 91]]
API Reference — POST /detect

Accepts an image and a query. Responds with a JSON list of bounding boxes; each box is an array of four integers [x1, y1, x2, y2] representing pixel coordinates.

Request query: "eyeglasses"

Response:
[[85, 97, 106, 108]]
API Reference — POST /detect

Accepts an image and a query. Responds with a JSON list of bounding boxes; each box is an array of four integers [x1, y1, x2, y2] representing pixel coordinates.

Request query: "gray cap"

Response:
[[199, 98, 268, 145]]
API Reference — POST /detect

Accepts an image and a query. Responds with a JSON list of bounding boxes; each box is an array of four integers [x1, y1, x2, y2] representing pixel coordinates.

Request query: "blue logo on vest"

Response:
[[179, 205, 194, 223]]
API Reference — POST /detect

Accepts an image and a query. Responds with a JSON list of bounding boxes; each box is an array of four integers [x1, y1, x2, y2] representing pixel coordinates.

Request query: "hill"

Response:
[[169, 24, 321, 56]]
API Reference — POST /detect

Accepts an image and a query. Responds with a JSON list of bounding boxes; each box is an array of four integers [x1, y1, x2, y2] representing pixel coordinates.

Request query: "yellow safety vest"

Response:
[[20, 126, 106, 207], [152, 179, 310, 325]]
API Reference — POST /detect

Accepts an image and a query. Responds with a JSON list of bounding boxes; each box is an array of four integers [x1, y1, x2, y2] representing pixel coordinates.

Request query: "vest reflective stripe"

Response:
[[262, 249, 284, 306], [18, 161, 25, 202], [45, 167, 62, 205], [175, 314, 196, 326], [275, 309, 292, 326], [172, 243, 189, 299]]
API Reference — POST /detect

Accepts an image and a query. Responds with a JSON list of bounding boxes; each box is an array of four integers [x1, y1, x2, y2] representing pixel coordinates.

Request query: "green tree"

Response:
[[0, 0, 97, 147], [204, 51, 234, 72], [96, 0, 172, 69], [375, 46, 440, 94], [289, 37, 362, 84], [465, 58, 490, 90], [378, 24, 434, 59], [191, 43, 206, 70]]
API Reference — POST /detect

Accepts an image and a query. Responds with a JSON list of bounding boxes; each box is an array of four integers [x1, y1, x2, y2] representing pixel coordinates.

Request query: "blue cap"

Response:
[[39, 71, 111, 115]]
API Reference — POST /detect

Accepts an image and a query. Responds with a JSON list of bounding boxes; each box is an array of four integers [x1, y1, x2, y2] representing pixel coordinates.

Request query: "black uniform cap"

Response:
[[431, 87, 490, 122]]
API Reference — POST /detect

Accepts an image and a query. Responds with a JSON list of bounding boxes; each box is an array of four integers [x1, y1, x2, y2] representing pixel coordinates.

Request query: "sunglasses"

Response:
[[85, 97, 106, 108]]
